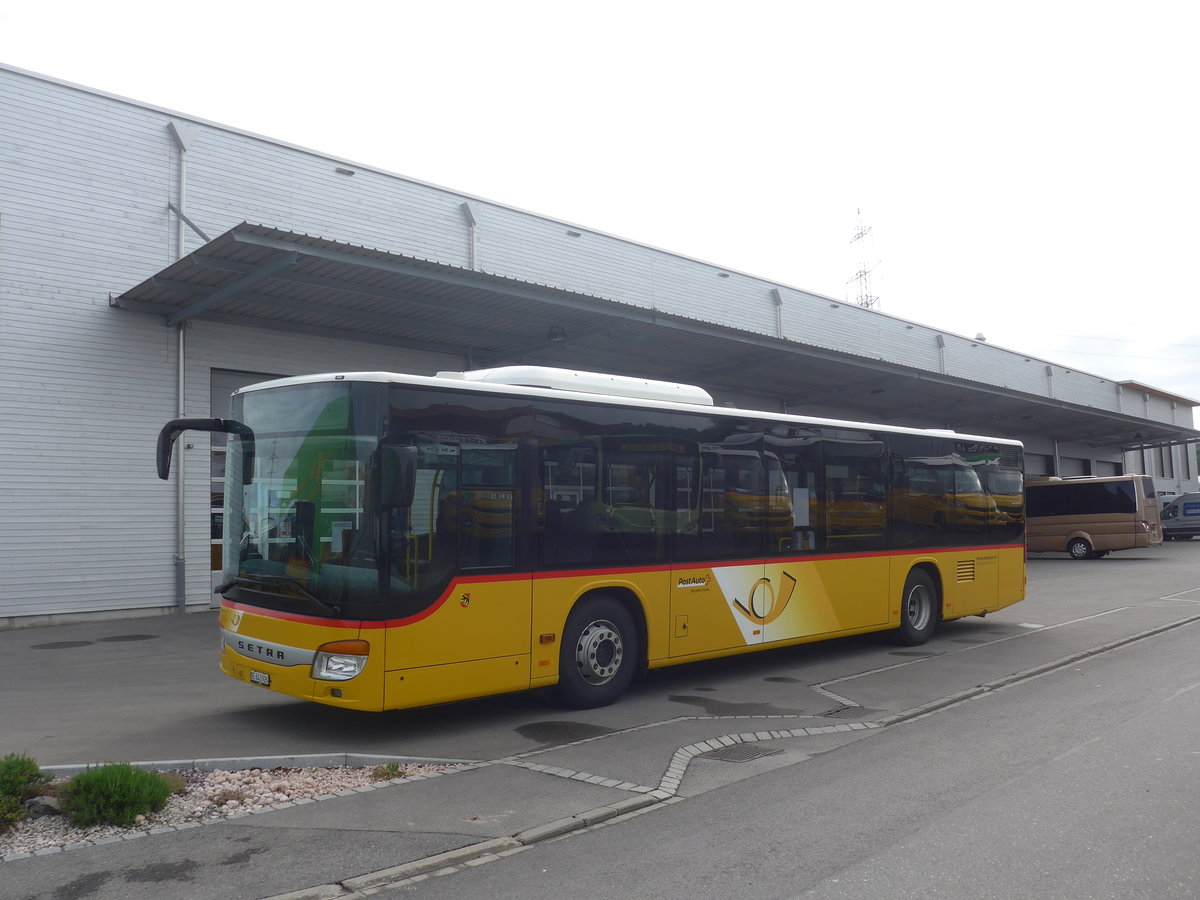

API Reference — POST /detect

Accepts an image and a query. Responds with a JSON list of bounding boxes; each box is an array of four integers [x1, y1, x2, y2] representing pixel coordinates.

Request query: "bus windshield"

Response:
[[223, 382, 388, 615]]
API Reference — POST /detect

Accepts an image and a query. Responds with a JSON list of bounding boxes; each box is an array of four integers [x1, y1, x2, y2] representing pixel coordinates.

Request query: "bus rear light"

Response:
[[312, 639, 369, 681]]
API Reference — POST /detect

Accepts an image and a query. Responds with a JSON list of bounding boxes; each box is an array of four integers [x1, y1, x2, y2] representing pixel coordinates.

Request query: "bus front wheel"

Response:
[[1067, 537, 1093, 560], [553, 595, 638, 709], [893, 569, 938, 646]]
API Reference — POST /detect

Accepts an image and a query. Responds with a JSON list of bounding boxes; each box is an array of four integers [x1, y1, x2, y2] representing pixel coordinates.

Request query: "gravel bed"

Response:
[[1, 762, 459, 860]]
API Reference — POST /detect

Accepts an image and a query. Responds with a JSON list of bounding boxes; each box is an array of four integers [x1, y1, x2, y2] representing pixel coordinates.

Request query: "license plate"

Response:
[[250, 670, 270, 687]]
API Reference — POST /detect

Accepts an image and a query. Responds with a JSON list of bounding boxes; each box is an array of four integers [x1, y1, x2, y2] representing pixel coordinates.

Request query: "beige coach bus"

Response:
[[1026, 475, 1162, 559]]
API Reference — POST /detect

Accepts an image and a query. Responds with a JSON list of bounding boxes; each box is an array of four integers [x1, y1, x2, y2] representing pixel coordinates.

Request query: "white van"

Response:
[[1162, 492, 1200, 540]]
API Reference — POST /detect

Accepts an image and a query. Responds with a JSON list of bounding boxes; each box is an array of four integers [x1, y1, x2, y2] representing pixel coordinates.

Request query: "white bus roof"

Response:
[[234, 367, 1022, 449]]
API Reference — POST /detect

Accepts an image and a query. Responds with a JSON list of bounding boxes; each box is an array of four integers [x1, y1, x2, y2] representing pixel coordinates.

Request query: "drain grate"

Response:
[[819, 706, 876, 719], [699, 744, 783, 763]]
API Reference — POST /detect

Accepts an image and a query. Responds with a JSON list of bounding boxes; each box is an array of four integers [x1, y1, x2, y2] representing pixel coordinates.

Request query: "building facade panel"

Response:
[[183, 129, 476, 267], [473, 203, 660, 306]]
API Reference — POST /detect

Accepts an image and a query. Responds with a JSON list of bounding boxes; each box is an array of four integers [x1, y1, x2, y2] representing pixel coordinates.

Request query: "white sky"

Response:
[[4, 1, 1199, 415]]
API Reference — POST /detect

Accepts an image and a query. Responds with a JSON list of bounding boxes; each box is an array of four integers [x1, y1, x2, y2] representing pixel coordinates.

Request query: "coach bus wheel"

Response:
[[553, 595, 638, 709], [1067, 537, 1093, 560], [893, 569, 938, 646]]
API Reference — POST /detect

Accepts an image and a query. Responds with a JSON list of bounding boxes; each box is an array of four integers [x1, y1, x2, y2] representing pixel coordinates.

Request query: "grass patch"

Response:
[[371, 761, 407, 780]]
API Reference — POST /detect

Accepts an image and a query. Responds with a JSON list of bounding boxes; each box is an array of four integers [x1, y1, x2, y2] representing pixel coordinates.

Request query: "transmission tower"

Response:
[[848, 208, 880, 310]]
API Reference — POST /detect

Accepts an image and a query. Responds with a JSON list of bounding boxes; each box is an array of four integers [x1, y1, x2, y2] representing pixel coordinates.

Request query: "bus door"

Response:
[[764, 433, 889, 640], [386, 436, 530, 674], [813, 437, 890, 633], [670, 438, 770, 655]]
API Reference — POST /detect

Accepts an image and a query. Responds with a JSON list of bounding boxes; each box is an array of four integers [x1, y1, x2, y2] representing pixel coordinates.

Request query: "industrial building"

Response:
[[2, 62, 1197, 626]]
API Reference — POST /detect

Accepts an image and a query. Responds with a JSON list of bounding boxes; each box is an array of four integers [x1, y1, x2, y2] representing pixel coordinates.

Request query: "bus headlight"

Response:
[[312, 640, 370, 681]]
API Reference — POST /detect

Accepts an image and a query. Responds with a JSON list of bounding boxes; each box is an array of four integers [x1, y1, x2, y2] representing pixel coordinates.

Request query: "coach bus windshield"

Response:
[[222, 381, 390, 617]]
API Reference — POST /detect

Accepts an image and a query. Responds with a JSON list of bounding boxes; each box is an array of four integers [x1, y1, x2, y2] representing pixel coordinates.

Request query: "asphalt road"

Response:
[[374, 607, 1200, 899], [7, 543, 1199, 772]]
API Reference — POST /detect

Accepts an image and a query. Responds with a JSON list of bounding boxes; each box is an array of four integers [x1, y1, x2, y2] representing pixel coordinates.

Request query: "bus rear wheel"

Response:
[[1067, 537, 1093, 560], [553, 595, 638, 709], [893, 569, 938, 646]]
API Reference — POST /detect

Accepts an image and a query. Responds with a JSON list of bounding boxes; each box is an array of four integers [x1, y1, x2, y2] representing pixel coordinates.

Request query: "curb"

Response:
[[259, 794, 669, 899], [341, 837, 523, 892], [37, 752, 474, 778]]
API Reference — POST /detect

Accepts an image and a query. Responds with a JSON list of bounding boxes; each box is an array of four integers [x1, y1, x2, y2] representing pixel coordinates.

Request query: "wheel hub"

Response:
[[574, 619, 623, 685], [905, 586, 931, 631]]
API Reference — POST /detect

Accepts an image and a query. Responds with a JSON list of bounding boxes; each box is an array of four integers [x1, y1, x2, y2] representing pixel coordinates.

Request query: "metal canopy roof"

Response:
[[113, 223, 1198, 452]]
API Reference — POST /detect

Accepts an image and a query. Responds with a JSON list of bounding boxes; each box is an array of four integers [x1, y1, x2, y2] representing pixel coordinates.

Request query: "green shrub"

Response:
[[60, 763, 172, 827], [0, 753, 51, 802], [0, 794, 28, 833]]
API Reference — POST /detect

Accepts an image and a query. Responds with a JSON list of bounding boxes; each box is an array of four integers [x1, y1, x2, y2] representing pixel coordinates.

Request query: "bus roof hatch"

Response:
[[436, 365, 715, 406]]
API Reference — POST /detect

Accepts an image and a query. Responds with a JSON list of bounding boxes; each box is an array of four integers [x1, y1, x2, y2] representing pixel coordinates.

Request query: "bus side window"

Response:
[[824, 443, 887, 552], [764, 437, 822, 555], [540, 443, 598, 565], [456, 444, 517, 569]]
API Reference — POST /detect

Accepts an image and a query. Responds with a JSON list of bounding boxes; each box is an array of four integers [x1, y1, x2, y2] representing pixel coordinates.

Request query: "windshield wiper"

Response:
[[216, 575, 343, 616]]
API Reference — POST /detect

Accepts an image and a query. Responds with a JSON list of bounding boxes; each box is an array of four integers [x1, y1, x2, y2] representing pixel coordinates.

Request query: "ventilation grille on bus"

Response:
[[956, 560, 976, 583]]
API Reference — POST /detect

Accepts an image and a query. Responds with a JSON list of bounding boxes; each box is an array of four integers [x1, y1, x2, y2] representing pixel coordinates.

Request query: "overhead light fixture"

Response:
[[335, 167, 355, 176], [546, 326, 567, 343]]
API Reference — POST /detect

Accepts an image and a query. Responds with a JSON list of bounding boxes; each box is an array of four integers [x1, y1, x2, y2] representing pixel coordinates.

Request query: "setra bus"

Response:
[[1025, 474, 1162, 559], [157, 366, 1026, 711]]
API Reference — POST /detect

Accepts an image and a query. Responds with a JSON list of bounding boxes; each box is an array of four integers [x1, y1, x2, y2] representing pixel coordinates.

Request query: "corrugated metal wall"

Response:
[[0, 64, 1193, 622]]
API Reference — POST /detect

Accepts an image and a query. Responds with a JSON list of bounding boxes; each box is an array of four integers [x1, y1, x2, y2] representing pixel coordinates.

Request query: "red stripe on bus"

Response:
[[223, 541, 1024, 629]]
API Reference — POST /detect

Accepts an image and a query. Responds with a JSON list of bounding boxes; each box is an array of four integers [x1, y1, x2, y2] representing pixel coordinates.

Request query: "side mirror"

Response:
[[157, 418, 255, 484], [380, 445, 417, 508]]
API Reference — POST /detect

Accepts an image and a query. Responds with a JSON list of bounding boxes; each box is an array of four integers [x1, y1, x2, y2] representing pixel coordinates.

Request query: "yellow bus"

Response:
[[1025, 475, 1162, 559], [157, 366, 1026, 711]]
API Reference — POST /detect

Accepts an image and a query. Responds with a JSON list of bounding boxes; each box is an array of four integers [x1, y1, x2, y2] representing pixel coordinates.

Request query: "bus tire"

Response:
[[553, 595, 638, 709], [893, 569, 938, 646], [1067, 537, 1092, 560]]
